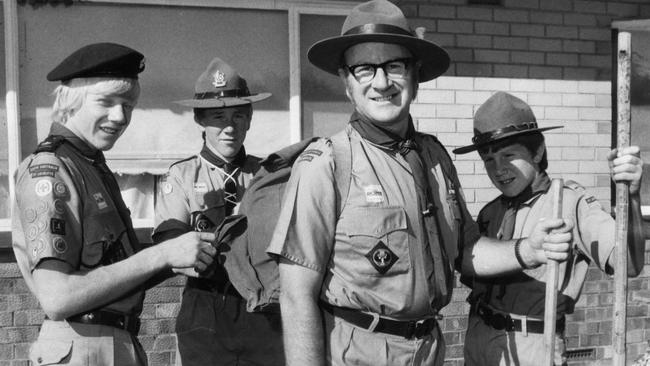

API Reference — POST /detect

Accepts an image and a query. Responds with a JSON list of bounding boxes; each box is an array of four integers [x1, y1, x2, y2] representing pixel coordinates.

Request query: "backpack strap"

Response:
[[329, 130, 352, 218]]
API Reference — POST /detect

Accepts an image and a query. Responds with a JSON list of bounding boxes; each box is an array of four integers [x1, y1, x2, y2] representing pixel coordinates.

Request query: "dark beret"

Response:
[[47, 42, 145, 82]]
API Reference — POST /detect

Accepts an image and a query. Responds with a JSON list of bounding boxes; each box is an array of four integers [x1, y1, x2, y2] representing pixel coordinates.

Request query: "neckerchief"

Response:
[[349, 112, 417, 155], [199, 144, 247, 173]]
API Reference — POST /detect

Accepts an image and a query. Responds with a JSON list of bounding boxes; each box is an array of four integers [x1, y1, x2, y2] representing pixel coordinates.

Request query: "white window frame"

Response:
[[1, 0, 355, 231]]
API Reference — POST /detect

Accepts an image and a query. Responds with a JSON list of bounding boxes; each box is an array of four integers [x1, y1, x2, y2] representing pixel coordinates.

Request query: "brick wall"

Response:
[[399, 0, 650, 81]]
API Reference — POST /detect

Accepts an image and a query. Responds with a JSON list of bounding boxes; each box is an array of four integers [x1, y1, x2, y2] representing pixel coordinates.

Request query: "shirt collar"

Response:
[[502, 171, 551, 208], [49, 122, 102, 160]]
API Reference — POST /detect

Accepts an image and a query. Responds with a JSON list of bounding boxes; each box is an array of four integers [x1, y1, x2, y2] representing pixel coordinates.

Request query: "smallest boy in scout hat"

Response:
[[455, 91, 646, 366], [13, 42, 219, 366], [152, 58, 283, 366]]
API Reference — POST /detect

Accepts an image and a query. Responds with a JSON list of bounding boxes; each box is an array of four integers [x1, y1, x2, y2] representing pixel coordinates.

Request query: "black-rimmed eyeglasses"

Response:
[[346, 58, 412, 84]]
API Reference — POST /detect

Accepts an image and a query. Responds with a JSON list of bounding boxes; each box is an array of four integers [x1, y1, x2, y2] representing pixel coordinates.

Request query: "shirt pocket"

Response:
[[340, 206, 410, 277], [82, 210, 128, 268], [194, 191, 225, 229], [30, 339, 73, 365]]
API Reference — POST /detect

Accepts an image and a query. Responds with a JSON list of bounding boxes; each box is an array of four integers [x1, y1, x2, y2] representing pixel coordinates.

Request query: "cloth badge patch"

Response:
[[35, 180, 52, 197], [29, 163, 59, 178], [53, 200, 66, 215], [53, 182, 68, 197], [36, 200, 49, 214], [23, 208, 37, 223], [585, 196, 597, 204], [93, 193, 108, 210], [53, 237, 67, 254], [32, 238, 46, 259], [26, 225, 39, 240], [162, 182, 173, 195], [37, 219, 48, 233], [297, 149, 323, 164], [364, 185, 384, 204], [365, 241, 398, 275], [50, 218, 66, 235], [194, 182, 208, 193]]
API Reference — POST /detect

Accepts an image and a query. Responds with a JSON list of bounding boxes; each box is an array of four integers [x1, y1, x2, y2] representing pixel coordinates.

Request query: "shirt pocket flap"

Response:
[[344, 206, 407, 238], [30, 339, 73, 365]]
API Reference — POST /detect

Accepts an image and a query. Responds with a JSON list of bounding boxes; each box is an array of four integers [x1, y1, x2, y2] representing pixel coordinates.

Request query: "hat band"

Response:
[[472, 122, 539, 145], [194, 88, 251, 100], [343, 23, 414, 37]]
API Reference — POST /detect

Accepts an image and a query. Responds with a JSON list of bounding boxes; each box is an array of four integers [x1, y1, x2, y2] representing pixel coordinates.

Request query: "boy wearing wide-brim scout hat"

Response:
[[456, 91, 646, 366], [13, 42, 220, 366], [153, 58, 283, 366]]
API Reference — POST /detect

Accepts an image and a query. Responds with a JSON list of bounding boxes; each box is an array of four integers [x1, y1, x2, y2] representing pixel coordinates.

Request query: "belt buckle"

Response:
[[407, 319, 431, 339]]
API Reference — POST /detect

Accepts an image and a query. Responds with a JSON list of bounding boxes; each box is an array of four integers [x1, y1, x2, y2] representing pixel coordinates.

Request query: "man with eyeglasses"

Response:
[[267, 1, 573, 365], [153, 58, 284, 366]]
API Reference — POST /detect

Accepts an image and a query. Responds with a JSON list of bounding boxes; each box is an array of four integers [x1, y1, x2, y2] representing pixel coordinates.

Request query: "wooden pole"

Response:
[[613, 31, 632, 366], [544, 178, 564, 366]]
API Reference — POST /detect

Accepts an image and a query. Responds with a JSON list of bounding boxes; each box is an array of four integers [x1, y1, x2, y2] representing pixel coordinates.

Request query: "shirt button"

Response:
[[37, 357, 43, 364]]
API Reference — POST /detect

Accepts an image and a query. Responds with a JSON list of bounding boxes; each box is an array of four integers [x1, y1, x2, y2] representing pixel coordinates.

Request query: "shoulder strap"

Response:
[[330, 129, 352, 218]]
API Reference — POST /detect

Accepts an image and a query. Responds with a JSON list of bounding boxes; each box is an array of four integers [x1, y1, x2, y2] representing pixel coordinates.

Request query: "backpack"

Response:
[[221, 131, 352, 312]]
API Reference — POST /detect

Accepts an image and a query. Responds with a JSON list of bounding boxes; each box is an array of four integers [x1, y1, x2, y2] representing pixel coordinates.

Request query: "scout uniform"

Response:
[[11, 43, 147, 366], [268, 121, 480, 365], [454, 92, 646, 366], [152, 58, 284, 366]]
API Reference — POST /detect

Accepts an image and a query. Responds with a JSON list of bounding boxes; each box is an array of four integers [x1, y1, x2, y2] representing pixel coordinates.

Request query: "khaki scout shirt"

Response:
[[268, 125, 479, 319], [12, 123, 144, 315], [153, 153, 260, 240], [472, 175, 616, 317]]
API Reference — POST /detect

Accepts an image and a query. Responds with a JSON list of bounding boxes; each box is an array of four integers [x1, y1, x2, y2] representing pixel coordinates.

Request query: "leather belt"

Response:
[[476, 303, 565, 334], [321, 302, 438, 339], [186, 277, 242, 298], [66, 310, 140, 334]]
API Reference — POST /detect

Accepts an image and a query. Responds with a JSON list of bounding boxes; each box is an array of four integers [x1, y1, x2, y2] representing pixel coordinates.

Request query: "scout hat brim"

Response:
[[308, 33, 450, 82], [452, 125, 563, 155], [175, 92, 272, 108]]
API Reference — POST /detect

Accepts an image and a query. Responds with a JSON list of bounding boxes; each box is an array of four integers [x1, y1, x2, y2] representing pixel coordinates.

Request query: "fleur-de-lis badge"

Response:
[[212, 70, 226, 88]]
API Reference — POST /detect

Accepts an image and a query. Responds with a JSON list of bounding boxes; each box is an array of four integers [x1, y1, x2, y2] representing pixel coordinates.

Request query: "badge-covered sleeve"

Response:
[[152, 167, 192, 243], [267, 139, 337, 273], [13, 154, 83, 271], [572, 188, 615, 272]]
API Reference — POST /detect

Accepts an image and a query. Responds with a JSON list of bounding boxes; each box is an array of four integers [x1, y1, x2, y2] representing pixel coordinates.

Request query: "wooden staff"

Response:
[[613, 31, 632, 366], [544, 178, 563, 366]]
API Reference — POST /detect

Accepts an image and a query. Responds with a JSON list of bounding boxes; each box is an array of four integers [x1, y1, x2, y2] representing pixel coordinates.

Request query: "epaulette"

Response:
[[33, 135, 67, 154], [564, 179, 586, 193], [169, 155, 198, 169]]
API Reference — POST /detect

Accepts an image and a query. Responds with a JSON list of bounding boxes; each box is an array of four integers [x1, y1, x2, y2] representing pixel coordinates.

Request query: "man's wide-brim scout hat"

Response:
[[175, 57, 271, 108], [47, 42, 145, 82], [307, 0, 450, 82], [453, 92, 563, 155]]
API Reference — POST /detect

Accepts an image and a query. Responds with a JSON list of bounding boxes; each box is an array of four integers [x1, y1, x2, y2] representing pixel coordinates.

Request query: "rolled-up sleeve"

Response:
[[267, 140, 338, 273]]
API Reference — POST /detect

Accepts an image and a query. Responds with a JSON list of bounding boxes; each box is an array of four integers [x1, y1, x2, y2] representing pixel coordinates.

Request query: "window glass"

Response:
[[300, 14, 351, 138], [19, 4, 290, 166]]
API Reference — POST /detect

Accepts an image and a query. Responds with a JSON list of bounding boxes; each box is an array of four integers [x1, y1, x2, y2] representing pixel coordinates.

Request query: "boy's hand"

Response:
[[608, 146, 643, 195], [157, 231, 217, 276], [520, 218, 574, 267]]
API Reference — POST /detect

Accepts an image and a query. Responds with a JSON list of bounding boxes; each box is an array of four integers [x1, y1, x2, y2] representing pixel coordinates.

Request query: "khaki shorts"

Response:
[[323, 310, 445, 366], [30, 320, 147, 366], [464, 314, 567, 366]]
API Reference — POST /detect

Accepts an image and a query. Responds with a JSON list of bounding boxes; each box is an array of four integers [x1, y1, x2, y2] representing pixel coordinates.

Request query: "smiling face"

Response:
[[480, 141, 545, 198], [196, 105, 252, 159], [63, 78, 140, 151], [339, 42, 417, 127]]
